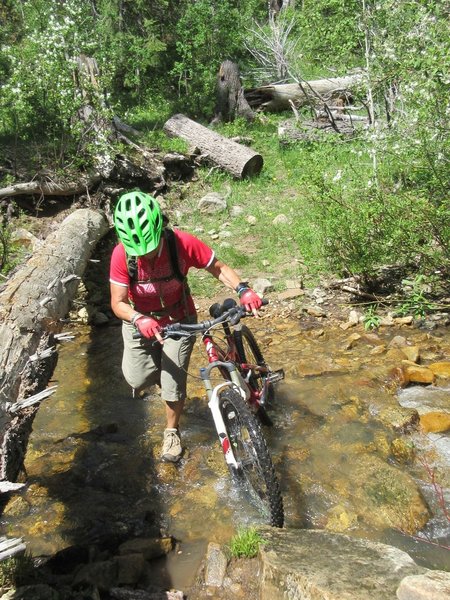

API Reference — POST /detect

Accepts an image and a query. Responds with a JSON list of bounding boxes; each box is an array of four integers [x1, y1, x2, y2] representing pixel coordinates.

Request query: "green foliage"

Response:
[[0, 224, 9, 273], [228, 526, 265, 559], [364, 0, 450, 203], [94, 0, 167, 102], [170, 0, 265, 117], [363, 305, 381, 330], [396, 275, 436, 319], [0, 553, 36, 589], [295, 0, 364, 74], [0, 0, 448, 289]]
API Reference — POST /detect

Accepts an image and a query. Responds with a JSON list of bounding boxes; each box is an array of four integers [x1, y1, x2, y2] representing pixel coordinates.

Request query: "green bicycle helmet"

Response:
[[114, 191, 163, 256]]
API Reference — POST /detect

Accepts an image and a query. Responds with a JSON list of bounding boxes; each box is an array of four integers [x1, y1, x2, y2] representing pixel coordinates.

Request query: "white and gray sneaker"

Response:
[[161, 428, 183, 463]]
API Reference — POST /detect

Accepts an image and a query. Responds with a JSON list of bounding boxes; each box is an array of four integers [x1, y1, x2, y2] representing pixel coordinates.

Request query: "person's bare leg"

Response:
[[165, 399, 185, 429]]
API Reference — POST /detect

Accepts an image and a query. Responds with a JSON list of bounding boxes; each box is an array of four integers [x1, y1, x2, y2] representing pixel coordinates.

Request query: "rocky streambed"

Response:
[[1, 300, 450, 598]]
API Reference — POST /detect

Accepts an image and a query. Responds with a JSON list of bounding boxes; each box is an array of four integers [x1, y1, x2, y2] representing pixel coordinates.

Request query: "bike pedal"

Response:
[[266, 369, 285, 384]]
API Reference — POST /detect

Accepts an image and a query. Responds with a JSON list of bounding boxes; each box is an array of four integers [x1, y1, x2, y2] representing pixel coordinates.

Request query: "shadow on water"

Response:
[[1, 324, 174, 590]]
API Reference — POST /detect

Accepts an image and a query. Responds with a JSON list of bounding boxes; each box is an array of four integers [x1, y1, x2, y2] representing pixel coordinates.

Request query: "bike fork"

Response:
[[200, 362, 247, 471]]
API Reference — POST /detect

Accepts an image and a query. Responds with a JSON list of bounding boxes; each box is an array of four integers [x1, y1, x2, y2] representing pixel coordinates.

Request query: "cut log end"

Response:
[[242, 154, 264, 178]]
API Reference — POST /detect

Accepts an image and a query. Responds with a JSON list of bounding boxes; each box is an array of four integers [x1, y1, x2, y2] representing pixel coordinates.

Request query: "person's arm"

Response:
[[205, 258, 242, 291], [110, 283, 163, 343], [110, 283, 137, 322], [205, 258, 262, 316]]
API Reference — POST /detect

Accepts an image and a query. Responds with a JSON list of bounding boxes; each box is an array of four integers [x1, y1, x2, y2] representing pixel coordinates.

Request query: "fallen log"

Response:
[[0, 537, 26, 561], [163, 114, 263, 179], [0, 174, 101, 200], [0, 208, 109, 482], [245, 73, 364, 112]]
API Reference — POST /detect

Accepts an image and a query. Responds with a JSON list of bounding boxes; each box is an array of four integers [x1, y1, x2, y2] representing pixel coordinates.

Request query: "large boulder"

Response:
[[258, 528, 426, 600]]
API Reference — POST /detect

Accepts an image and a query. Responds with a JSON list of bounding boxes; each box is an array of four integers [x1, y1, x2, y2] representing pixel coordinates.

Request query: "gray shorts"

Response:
[[121, 316, 196, 402]]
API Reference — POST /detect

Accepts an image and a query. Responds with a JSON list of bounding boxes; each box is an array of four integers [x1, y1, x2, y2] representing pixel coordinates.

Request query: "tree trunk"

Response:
[[245, 73, 364, 112], [211, 61, 255, 124], [0, 208, 109, 482], [163, 114, 263, 178], [0, 174, 101, 200], [75, 54, 116, 177]]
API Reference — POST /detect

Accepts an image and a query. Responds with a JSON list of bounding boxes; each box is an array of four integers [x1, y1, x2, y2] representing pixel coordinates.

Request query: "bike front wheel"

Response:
[[233, 325, 274, 425], [218, 387, 284, 528]]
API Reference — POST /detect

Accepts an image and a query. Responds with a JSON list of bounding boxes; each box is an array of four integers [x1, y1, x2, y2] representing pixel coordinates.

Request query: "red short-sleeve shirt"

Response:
[[110, 229, 214, 323]]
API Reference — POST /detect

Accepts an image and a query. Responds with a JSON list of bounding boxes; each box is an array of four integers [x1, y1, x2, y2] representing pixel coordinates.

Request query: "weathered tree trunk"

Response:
[[245, 73, 364, 112], [211, 61, 255, 125], [75, 54, 116, 178], [0, 174, 101, 200], [0, 208, 109, 482], [163, 114, 263, 178], [269, 0, 295, 17]]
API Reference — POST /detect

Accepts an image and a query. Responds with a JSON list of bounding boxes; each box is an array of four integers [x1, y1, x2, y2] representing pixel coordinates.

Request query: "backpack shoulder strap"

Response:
[[164, 227, 186, 283], [127, 254, 138, 282]]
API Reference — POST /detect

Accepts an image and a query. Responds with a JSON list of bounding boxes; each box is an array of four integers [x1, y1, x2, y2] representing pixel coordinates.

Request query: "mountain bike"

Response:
[[153, 298, 285, 528]]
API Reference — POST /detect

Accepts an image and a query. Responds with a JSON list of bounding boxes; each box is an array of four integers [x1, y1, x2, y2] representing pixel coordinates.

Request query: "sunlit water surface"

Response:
[[1, 318, 449, 588]]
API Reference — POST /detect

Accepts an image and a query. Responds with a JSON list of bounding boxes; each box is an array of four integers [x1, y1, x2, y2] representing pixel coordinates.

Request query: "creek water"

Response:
[[1, 316, 450, 589]]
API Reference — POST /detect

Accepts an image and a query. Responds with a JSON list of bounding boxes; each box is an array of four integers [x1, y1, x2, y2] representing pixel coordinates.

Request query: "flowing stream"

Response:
[[1, 316, 449, 589]]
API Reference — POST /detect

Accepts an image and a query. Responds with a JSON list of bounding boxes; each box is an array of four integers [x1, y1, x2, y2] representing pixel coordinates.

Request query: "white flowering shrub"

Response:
[[289, 1, 449, 279], [0, 0, 166, 149], [0, 1, 98, 140]]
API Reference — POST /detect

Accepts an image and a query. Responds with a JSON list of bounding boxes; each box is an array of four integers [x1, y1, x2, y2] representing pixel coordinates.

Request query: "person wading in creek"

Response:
[[109, 190, 263, 462]]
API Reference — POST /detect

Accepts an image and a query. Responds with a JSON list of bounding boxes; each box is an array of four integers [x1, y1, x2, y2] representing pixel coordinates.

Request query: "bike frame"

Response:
[[202, 323, 273, 410]]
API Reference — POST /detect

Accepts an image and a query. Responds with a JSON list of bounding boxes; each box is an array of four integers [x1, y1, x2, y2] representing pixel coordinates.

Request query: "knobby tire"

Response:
[[233, 325, 274, 426], [218, 387, 284, 528]]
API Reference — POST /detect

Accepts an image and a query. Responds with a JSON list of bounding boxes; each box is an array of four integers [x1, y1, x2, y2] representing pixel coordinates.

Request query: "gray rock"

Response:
[[72, 559, 118, 591], [10, 228, 41, 251], [389, 335, 408, 348], [230, 205, 244, 217], [258, 528, 426, 600], [252, 278, 273, 294], [198, 192, 227, 214], [114, 553, 146, 585], [204, 542, 228, 587], [110, 589, 184, 599], [397, 570, 450, 599], [272, 214, 289, 225], [277, 289, 304, 301]]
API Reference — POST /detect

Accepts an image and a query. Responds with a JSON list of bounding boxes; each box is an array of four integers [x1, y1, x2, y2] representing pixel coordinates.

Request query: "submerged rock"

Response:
[[347, 454, 430, 533]]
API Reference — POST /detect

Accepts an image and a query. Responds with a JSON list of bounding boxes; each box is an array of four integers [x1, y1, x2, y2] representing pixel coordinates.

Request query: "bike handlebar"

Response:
[[132, 298, 268, 340]]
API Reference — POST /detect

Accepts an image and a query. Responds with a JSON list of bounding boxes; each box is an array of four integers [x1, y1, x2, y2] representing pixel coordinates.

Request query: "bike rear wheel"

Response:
[[233, 325, 274, 425], [218, 387, 284, 528]]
